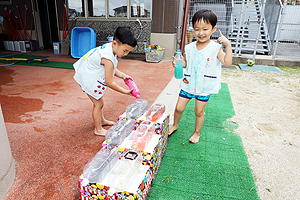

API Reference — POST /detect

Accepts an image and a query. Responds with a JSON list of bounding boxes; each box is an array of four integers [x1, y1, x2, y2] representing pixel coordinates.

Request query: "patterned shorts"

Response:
[[179, 89, 210, 102]]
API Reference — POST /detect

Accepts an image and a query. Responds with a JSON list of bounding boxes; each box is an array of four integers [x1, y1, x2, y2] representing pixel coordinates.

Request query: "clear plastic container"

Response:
[[130, 121, 155, 152], [126, 99, 148, 119], [145, 48, 165, 63], [107, 151, 143, 192], [105, 119, 135, 146], [144, 103, 166, 122], [82, 147, 119, 185]]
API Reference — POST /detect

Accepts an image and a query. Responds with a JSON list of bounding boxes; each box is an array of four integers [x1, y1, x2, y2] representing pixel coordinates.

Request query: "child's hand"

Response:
[[217, 30, 230, 47], [123, 89, 132, 95], [123, 74, 131, 80], [172, 56, 176, 68]]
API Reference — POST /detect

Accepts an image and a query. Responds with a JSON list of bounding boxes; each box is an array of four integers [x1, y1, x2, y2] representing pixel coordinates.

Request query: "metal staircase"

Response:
[[229, 0, 271, 55]]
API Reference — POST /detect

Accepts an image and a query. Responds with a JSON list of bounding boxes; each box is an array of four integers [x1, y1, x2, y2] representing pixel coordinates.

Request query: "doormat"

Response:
[[238, 63, 285, 73]]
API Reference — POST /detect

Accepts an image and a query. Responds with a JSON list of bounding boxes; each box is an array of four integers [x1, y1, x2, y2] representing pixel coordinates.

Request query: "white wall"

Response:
[[150, 33, 177, 60], [0, 105, 15, 199]]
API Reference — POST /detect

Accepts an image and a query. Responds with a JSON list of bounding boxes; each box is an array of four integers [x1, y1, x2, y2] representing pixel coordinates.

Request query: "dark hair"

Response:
[[114, 26, 137, 47], [192, 9, 218, 28]]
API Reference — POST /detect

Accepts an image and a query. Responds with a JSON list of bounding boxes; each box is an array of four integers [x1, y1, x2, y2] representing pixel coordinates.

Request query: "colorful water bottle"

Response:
[[124, 77, 140, 100], [82, 147, 119, 185], [144, 103, 166, 122], [126, 99, 148, 119], [174, 49, 183, 79], [105, 119, 135, 146], [131, 121, 155, 152]]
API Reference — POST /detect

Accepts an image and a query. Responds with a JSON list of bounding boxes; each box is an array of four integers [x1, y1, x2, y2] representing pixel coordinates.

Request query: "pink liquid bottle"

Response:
[[124, 77, 140, 100], [131, 121, 155, 152], [145, 103, 166, 122]]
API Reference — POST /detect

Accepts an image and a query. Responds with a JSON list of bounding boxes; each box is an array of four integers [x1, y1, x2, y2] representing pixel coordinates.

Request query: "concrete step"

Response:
[[231, 43, 268, 49], [229, 37, 267, 43], [231, 29, 266, 35], [231, 26, 264, 31], [229, 32, 266, 38], [232, 46, 269, 53]]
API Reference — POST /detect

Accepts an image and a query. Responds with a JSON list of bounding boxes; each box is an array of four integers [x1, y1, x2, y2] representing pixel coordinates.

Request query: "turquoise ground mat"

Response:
[[148, 83, 259, 200], [238, 63, 285, 73]]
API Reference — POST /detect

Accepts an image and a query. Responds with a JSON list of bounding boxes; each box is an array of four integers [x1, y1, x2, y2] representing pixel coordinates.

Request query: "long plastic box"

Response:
[[3, 41, 9, 50], [14, 41, 21, 51], [30, 40, 39, 51], [19, 41, 31, 52], [8, 41, 15, 51], [71, 27, 96, 58]]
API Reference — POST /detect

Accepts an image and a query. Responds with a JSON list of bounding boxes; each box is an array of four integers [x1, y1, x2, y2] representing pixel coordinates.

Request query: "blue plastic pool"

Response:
[[71, 27, 96, 58]]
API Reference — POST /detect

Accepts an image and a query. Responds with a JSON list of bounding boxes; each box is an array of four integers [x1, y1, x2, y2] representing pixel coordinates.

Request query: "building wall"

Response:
[[0, 0, 178, 56], [69, 20, 152, 53], [152, 0, 178, 33]]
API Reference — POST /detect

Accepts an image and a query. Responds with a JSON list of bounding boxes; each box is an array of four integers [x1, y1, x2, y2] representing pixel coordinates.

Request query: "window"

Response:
[[68, 0, 151, 19], [68, 0, 84, 17], [109, 0, 127, 17], [91, 0, 106, 17], [131, 0, 151, 18]]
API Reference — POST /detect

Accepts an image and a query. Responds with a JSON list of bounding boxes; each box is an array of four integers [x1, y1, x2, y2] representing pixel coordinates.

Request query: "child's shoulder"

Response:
[[186, 41, 197, 48], [210, 40, 220, 46], [185, 41, 197, 51], [210, 40, 222, 48], [207, 40, 222, 53]]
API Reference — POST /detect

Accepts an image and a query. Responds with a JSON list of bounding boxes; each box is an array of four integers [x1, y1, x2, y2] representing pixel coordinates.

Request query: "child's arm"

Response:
[[102, 58, 131, 95], [217, 30, 233, 67], [115, 68, 130, 79]]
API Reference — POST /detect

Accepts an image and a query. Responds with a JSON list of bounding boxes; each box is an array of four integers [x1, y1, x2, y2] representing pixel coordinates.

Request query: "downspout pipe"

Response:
[[180, 0, 190, 55]]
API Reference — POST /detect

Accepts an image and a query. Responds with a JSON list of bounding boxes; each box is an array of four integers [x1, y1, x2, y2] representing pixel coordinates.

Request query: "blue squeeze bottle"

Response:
[[174, 49, 183, 79]]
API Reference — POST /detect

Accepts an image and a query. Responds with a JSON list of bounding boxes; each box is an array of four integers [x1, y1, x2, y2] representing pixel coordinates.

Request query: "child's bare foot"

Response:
[[94, 128, 106, 136], [189, 132, 200, 143], [102, 119, 115, 126], [168, 124, 178, 136]]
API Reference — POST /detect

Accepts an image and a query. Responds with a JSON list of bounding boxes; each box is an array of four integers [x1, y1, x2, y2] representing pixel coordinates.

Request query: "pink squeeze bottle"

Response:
[[124, 77, 140, 100]]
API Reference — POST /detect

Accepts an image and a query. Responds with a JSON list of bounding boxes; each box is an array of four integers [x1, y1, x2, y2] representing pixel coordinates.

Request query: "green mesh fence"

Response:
[[148, 83, 258, 200]]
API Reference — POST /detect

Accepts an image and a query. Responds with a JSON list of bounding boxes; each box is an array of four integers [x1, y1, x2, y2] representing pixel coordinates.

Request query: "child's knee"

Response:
[[95, 104, 104, 110], [195, 109, 205, 117], [93, 100, 104, 109], [175, 105, 185, 114]]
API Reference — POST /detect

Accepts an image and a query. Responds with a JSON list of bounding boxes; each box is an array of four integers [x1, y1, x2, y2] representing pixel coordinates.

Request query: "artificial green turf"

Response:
[[0, 52, 74, 69], [0, 60, 74, 69], [0, 53, 49, 59], [148, 83, 259, 200]]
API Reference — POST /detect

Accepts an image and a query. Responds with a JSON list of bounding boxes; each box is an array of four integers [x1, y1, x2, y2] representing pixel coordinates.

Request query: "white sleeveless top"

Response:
[[180, 40, 222, 95], [73, 43, 118, 100]]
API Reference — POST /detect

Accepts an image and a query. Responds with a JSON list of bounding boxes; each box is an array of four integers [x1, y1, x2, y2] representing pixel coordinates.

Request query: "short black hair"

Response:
[[114, 26, 137, 47], [192, 9, 218, 28]]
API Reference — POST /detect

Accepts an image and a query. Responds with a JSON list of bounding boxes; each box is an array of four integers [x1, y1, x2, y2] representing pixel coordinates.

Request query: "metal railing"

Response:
[[184, 0, 300, 61], [273, 0, 300, 60], [262, 0, 282, 51]]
